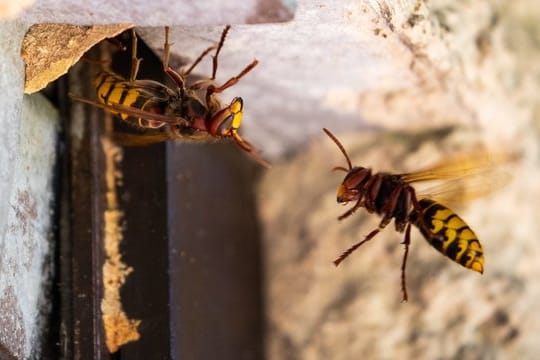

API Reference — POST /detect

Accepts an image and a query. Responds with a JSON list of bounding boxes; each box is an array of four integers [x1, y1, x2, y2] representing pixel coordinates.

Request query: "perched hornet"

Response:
[[323, 128, 512, 302], [71, 26, 270, 168]]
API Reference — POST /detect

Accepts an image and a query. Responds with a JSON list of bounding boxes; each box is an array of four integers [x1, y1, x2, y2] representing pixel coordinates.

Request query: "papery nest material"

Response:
[[21, 23, 133, 94]]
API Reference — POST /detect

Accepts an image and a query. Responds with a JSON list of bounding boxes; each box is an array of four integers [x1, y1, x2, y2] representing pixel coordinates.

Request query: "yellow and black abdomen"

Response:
[[411, 199, 484, 274], [95, 72, 142, 119], [95, 72, 170, 128]]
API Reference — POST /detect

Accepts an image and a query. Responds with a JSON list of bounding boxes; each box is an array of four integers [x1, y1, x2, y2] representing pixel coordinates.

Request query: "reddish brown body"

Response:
[[71, 26, 270, 167], [324, 128, 485, 302], [336, 169, 416, 232]]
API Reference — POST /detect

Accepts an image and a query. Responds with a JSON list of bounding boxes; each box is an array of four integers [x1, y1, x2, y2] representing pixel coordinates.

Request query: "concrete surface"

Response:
[[0, 20, 58, 359], [0, 0, 33, 20], [137, 0, 522, 159], [17, 0, 525, 157], [19, 0, 294, 25], [139, 1, 415, 158]]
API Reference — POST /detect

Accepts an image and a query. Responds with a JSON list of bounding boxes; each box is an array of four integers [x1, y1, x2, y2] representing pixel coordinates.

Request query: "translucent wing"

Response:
[[70, 94, 189, 126], [415, 170, 512, 207], [130, 79, 175, 95], [400, 151, 517, 183], [401, 150, 518, 207]]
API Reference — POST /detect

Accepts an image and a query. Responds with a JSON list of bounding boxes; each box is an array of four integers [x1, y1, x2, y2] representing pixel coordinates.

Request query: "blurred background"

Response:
[[141, 1, 540, 358]]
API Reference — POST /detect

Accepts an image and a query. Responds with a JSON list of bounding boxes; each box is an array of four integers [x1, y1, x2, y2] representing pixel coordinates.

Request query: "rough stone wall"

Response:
[[0, 18, 59, 358]]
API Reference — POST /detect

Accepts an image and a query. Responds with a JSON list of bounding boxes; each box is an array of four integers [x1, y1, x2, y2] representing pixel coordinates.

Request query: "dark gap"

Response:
[[38, 74, 68, 360], [46, 27, 265, 359], [111, 29, 172, 359]]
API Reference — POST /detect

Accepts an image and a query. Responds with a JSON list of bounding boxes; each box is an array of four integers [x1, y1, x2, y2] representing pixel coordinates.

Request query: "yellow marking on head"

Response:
[[230, 98, 243, 113], [230, 98, 243, 130], [337, 184, 346, 201]]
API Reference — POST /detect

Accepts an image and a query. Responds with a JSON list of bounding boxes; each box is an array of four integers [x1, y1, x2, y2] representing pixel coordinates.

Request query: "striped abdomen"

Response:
[[411, 199, 484, 273], [95, 72, 170, 128]]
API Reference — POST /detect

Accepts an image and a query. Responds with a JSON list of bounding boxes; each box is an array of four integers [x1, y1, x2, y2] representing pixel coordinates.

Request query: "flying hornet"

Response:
[[323, 128, 514, 302], [71, 26, 270, 168]]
